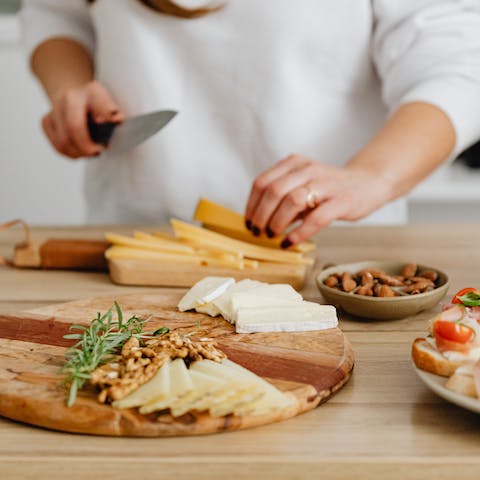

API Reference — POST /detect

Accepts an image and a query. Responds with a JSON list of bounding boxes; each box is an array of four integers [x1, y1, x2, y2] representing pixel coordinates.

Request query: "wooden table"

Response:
[[1, 225, 480, 480]]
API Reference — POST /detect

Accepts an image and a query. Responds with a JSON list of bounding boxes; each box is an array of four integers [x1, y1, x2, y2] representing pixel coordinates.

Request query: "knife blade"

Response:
[[88, 110, 177, 155]]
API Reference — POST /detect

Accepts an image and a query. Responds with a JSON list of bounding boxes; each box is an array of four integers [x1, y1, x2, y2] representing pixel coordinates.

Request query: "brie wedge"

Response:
[[235, 302, 338, 333], [178, 276, 235, 312], [211, 279, 264, 322]]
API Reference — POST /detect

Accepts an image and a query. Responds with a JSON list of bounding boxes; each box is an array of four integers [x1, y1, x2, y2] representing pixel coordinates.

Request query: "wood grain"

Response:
[[2, 225, 480, 479], [0, 292, 353, 437], [108, 257, 308, 289]]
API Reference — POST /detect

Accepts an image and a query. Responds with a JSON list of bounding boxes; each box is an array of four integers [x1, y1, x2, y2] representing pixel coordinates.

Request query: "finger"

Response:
[[284, 196, 350, 246], [87, 81, 124, 124], [64, 93, 103, 156], [43, 113, 82, 159], [245, 154, 310, 222], [249, 165, 317, 234], [268, 181, 332, 236]]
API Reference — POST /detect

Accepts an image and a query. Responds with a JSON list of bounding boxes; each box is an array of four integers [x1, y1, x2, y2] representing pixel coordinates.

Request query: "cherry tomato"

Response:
[[452, 287, 479, 304], [434, 320, 474, 343]]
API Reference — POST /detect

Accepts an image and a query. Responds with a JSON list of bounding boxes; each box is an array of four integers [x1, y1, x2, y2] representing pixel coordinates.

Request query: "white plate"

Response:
[[413, 365, 480, 414]]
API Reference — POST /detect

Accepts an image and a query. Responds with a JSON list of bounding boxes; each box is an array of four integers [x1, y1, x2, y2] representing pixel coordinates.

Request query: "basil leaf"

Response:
[[457, 291, 480, 307]]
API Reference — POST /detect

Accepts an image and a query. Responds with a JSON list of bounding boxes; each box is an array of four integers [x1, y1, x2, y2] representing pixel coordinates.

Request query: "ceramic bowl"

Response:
[[316, 261, 449, 320]]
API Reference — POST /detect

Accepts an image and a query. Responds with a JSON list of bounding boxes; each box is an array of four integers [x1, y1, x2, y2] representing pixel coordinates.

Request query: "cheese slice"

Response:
[[171, 219, 314, 266], [211, 279, 264, 322], [112, 360, 171, 409], [219, 359, 293, 415], [195, 302, 222, 317], [235, 302, 338, 333], [178, 276, 235, 312], [230, 284, 303, 323], [105, 245, 245, 269], [132, 230, 195, 253], [106, 232, 194, 255], [193, 198, 315, 253], [139, 358, 194, 414], [170, 369, 225, 417]]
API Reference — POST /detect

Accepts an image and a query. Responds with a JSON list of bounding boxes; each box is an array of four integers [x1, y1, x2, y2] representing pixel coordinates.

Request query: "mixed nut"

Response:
[[323, 263, 439, 297]]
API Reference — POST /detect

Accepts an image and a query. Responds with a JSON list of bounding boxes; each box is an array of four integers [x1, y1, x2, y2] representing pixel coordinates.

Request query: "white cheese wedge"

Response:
[[178, 276, 235, 312], [112, 360, 171, 409], [139, 358, 193, 414], [220, 359, 293, 415], [212, 279, 265, 323], [195, 302, 222, 317], [235, 302, 338, 333], [170, 369, 225, 417], [230, 285, 303, 323]]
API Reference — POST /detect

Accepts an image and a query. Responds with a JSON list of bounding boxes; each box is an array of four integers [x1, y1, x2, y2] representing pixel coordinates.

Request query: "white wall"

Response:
[[0, 15, 86, 225]]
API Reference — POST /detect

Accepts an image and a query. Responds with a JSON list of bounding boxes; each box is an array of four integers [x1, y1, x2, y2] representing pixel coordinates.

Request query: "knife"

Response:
[[87, 110, 177, 155]]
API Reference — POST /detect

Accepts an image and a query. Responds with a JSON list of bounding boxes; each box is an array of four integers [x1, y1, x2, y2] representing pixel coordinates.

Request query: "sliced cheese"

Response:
[[139, 358, 193, 414], [235, 302, 338, 333], [194, 198, 315, 253], [112, 360, 171, 409], [132, 230, 195, 253], [105, 245, 245, 269], [230, 284, 302, 322], [178, 276, 235, 312], [211, 279, 264, 323], [106, 232, 194, 255], [170, 369, 225, 417], [195, 302, 222, 317], [171, 219, 313, 266]]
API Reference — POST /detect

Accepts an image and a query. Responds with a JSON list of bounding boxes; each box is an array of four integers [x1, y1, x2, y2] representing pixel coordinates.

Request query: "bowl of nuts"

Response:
[[316, 261, 449, 320]]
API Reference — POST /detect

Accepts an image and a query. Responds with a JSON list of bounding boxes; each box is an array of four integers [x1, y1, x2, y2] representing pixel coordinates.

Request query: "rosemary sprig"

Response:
[[60, 302, 169, 407]]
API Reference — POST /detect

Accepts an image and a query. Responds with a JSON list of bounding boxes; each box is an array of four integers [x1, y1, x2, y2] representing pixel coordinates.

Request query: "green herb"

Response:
[[153, 326, 170, 336], [457, 291, 480, 307], [60, 302, 168, 407]]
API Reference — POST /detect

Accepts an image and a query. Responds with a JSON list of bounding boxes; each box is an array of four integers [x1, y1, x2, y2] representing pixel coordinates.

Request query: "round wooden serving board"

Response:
[[0, 292, 354, 437]]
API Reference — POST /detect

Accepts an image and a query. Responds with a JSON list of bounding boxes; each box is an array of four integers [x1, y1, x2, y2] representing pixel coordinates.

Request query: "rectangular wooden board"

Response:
[[108, 258, 308, 290]]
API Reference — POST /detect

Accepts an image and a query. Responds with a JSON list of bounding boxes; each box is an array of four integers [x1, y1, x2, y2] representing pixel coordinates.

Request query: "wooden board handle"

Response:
[[15, 239, 109, 271]]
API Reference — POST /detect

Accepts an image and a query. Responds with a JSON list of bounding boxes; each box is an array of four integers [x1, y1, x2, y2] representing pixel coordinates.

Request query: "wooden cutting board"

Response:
[[108, 258, 309, 290], [0, 292, 354, 437]]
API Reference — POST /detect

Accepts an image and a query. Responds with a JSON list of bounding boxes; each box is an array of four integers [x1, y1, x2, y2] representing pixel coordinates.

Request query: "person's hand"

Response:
[[41, 80, 124, 159], [245, 155, 393, 247]]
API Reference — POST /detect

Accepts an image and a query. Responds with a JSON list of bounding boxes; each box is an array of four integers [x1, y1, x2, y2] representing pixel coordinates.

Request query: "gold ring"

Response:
[[305, 187, 321, 209]]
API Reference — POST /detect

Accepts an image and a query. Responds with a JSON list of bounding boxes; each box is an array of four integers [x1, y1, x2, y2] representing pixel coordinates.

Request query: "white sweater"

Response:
[[21, 0, 480, 224]]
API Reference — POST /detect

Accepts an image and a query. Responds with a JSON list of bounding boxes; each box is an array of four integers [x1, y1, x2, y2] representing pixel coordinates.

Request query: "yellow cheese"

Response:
[[194, 198, 315, 253], [106, 232, 194, 254], [171, 219, 313, 266], [133, 230, 194, 253], [105, 245, 247, 269]]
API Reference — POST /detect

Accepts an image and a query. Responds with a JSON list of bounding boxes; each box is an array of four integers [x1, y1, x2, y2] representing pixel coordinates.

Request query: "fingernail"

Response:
[[252, 225, 260, 237], [110, 109, 119, 115], [266, 226, 275, 238], [245, 219, 252, 231], [280, 238, 292, 249], [95, 115, 105, 123]]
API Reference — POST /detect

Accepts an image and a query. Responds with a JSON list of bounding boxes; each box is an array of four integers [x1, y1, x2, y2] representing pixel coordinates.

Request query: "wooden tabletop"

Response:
[[1, 225, 480, 480]]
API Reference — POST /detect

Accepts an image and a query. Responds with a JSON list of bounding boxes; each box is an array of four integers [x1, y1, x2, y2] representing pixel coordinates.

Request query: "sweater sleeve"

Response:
[[20, 0, 95, 59], [372, 0, 480, 154]]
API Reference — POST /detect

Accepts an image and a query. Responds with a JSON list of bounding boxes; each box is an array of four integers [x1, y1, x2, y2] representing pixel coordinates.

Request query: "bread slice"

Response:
[[445, 370, 477, 398], [412, 338, 465, 377]]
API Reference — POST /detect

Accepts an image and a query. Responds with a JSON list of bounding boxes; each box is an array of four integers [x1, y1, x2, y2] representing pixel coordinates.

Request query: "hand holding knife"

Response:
[[87, 109, 177, 155]]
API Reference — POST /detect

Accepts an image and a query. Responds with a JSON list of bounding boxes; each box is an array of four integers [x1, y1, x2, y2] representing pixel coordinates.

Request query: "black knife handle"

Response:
[[87, 113, 117, 145]]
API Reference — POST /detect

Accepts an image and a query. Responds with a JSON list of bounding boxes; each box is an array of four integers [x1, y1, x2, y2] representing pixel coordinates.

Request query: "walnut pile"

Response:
[[90, 331, 226, 404], [323, 263, 439, 297]]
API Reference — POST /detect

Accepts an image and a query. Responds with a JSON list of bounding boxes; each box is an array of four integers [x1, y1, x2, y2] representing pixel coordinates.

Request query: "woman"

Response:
[[21, 0, 480, 247]]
